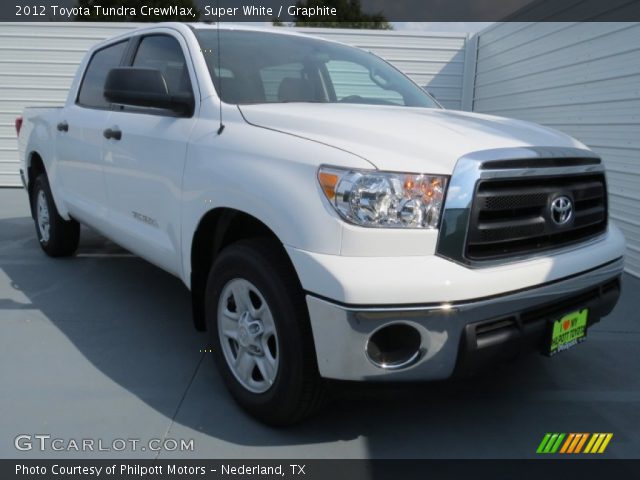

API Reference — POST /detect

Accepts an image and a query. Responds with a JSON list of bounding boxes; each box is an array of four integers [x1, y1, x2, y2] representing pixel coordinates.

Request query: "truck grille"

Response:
[[466, 173, 608, 260]]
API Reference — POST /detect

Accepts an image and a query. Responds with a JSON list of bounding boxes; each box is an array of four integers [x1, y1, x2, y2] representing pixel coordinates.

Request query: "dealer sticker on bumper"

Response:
[[549, 308, 588, 356]]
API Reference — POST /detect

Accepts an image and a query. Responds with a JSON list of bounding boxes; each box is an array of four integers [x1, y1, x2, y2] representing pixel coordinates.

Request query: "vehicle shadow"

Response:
[[1, 213, 634, 458]]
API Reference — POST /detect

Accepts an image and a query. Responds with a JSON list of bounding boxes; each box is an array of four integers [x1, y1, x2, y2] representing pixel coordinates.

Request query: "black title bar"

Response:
[[3, 0, 640, 22], [3, 459, 640, 480]]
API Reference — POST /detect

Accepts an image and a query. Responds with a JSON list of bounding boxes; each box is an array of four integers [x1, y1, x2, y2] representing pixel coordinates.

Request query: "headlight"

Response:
[[318, 166, 448, 229]]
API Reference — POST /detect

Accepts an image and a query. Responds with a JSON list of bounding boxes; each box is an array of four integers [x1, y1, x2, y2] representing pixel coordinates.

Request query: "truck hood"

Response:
[[238, 103, 587, 173]]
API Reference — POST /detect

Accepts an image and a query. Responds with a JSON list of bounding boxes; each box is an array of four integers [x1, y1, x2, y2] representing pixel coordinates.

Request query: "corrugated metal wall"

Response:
[[473, 22, 640, 276], [0, 23, 137, 187], [0, 23, 470, 187]]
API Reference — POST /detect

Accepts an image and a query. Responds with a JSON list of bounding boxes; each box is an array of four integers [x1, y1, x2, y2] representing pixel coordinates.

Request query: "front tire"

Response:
[[205, 239, 324, 426], [31, 174, 80, 257]]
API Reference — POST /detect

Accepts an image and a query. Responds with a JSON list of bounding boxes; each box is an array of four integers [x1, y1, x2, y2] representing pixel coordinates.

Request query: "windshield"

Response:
[[195, 29, 440, 108]]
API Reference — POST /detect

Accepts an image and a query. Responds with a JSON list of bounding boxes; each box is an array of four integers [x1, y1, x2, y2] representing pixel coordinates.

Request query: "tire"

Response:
[[31, 174, 80, 257], [205, 238, 324, 426]]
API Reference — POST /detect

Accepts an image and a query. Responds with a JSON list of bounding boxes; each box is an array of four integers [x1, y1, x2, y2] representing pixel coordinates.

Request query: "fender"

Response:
[[22, 109, 71, 220], [179, 104, 373, 288]]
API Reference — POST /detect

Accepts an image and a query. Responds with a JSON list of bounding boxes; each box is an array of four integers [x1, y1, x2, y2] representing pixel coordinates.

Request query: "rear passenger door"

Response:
[[102, 33, 198, 276], [57, 40, 127, 227]]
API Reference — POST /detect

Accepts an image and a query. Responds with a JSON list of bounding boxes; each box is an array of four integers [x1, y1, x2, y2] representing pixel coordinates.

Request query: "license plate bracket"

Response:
[[547, 308, 589, 356]]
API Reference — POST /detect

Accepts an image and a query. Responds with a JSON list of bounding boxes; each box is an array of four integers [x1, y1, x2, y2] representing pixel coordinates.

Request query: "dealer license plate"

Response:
[[548, 308, 588, 356]]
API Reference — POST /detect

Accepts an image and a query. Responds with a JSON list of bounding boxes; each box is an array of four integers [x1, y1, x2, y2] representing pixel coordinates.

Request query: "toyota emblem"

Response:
[[550, 196, 573, 225]]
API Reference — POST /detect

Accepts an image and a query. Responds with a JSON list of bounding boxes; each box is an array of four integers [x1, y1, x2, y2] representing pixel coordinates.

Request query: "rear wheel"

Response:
[[205, 239, 324, 426], [31, 174, 80, 257]]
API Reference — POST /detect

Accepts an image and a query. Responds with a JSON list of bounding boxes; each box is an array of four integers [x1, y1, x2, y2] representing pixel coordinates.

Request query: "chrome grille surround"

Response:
[[436, 147, 608, 266]]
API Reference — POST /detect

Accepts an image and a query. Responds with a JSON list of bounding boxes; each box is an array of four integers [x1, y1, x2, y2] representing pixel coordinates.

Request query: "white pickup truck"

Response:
[[17, 23, 625, 425]]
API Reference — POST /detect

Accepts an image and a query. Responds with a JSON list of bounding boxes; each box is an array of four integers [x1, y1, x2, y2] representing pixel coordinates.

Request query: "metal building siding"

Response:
[[0, 24, 469, 187], [0, 22, 136, 187], [473, 22, 640, 277]]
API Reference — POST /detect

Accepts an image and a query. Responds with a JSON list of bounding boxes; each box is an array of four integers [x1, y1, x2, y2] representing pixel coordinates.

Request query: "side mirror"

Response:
[[104, 67, 193, 116]]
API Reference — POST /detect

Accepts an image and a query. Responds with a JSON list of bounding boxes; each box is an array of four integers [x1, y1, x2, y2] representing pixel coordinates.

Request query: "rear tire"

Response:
[[31, 174, 80, 257], [205, 238, 324, 426]]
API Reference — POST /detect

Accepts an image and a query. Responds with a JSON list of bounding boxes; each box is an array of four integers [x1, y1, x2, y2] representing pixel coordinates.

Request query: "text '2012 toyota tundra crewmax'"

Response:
[[17, 24, 625, 425]]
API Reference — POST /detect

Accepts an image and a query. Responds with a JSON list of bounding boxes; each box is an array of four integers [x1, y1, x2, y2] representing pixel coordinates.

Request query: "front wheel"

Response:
[[205, 239, 324, 426]]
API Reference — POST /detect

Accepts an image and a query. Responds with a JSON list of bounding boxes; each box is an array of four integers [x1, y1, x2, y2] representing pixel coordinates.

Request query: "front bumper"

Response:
[[306, 257, 623, 381]]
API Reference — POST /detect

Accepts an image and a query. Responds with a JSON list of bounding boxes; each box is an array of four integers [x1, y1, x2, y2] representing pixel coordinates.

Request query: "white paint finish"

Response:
[[179, 101, 363, 274], [239, 103, 585, 173], [101, 27, 202, 277], [102, 107, 192, 276], [286, 226, 626, 305], [56, 105, 111, 223], [473, 22, 640, 277]]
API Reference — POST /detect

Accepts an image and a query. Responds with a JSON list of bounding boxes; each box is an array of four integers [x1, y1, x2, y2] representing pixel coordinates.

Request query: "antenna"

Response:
[[216, 0, 224, 135]]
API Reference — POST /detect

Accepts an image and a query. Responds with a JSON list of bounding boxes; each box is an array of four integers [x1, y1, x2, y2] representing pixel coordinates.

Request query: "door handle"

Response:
[[56, 121, 69, 132], [103, 128, 122, 140]]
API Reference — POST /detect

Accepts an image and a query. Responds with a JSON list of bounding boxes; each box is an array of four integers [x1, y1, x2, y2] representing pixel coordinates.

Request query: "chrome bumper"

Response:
[[306, 257, 624, 381]]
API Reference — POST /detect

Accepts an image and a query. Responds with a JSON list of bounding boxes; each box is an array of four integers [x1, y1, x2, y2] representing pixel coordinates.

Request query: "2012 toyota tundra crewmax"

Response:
[[17, 23, 625, 425]]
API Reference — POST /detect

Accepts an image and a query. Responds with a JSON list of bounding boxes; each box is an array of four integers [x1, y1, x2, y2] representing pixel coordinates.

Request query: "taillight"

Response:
[[15, 116, 23, 137]]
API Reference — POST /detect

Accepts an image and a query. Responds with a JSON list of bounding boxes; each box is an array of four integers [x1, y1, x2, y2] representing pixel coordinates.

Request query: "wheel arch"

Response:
[[189, 207, 301, 331], [26, 151, 47, 217]]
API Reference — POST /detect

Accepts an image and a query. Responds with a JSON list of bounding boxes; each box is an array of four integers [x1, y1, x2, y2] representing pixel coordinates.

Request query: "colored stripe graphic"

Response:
[[560, 433, 575, 453], [598, 434, 613, 453], [537, 433, 566, 453], [550, 433, 565, 453], [574, 433, 589, 453], [585, 433, 614, 454], [567, 433, 584, 453], [544, 434, 559, 453], [540, 433, 613, 454], [584, 434, 598, 453], [591, 434, 606, 453], [537, 433, 552, 453]]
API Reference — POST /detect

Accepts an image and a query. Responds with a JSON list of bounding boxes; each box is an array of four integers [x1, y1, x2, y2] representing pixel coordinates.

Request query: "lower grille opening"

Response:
[[454, 276, 621, 376], [469, 278, 620, 351]]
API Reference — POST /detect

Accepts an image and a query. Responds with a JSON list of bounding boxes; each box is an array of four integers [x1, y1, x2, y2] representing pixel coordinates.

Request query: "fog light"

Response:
[[366, 323, 422, 369]]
